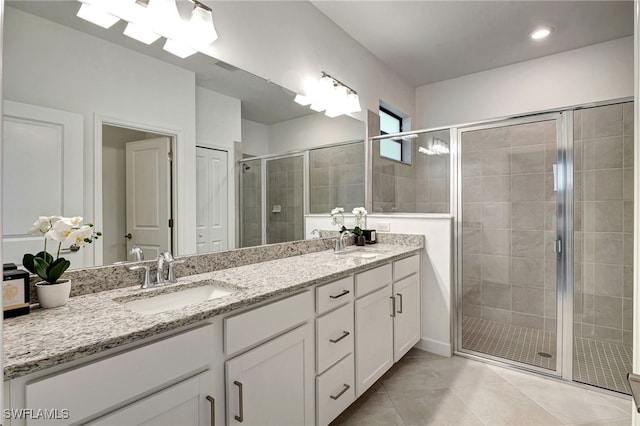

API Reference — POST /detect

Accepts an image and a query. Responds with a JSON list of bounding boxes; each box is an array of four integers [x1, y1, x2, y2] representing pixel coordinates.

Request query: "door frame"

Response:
[[453, 112, 568, 378], [94, 115, 180, 266]]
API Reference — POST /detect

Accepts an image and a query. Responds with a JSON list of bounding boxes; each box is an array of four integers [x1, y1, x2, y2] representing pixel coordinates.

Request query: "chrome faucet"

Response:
[[164, 252, 185, 284], [335, 230, 353, 252], [129, 245, 144, 262], [157, 252, 170, 284]]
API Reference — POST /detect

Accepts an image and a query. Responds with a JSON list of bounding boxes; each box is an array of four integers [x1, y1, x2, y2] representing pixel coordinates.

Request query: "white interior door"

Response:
[[2, 101, 85, 267], [125, 137, 172, 260], [195, 147, 228, 253]]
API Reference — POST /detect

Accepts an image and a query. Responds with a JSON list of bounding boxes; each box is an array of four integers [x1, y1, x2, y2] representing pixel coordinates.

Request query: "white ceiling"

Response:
[[311, 1, 634, 87]]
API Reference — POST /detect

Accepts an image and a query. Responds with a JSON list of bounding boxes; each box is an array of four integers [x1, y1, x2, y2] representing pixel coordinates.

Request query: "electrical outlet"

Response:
[[377, 222, 391, 232]]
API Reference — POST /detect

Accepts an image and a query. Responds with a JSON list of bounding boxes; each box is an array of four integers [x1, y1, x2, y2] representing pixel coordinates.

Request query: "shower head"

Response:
[[242, 164, 251, 171]]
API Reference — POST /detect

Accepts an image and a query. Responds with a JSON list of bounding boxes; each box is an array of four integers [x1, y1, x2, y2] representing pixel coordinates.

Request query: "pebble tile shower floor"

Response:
[[462, 316, 632, 394]]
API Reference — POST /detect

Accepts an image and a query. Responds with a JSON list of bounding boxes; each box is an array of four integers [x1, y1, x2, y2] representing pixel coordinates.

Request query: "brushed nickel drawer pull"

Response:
[[390, 296, 396, 317], [329, 331, 350, 343], [329, 290, 350, 299], [234, 381, 244, 422], [330, 384, 351, 400], [206, 395, 215, 426], [397, 293, 403, 314]]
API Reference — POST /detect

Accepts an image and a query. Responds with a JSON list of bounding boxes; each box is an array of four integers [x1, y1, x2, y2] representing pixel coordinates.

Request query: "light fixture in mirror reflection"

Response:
[[294, 72, 361, 118], [418, 138, 449, 155], [76, 0, 218, 59], [4, 2, 366, 268]]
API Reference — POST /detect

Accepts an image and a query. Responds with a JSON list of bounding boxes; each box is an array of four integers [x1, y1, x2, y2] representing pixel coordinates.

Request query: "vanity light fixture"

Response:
[[530, 27, 552, 40], [76, 0, 218, 59], [294, 72, 361, 118]]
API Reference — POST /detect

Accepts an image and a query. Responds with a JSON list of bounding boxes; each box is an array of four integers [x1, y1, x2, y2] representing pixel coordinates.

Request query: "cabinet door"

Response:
[[89, 371, 216, 426], [355, 284, 393, 397], [393, 274, 421, 362], [226, 324, 314, 425]]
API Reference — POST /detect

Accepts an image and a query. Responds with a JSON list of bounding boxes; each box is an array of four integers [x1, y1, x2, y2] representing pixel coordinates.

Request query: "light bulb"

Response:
[[163, 39, 197, 58], [77, 3, 120, 28], [124, 22, 161, 44], [188, 6, 218, 46], [345, 93, 361, 113]]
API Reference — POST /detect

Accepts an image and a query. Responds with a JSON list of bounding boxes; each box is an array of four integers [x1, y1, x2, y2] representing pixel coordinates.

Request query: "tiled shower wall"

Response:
[[240, 159, 262, 248], [574, 102, 634, 347], [461, 120, 558, 333], [309, 142, 365, 214], [266, 156, 304, 244], [371, 130, 450, 213]]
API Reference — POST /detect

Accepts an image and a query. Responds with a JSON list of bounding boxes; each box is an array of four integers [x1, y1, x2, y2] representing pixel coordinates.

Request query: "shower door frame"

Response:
[[453, 111, 574, 380]]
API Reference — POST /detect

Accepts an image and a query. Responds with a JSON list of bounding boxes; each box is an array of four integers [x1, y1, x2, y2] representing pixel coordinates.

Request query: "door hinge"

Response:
[[555, 238, 562, 254], [168, 218, 174, 228], [168, 151, 174, 162]]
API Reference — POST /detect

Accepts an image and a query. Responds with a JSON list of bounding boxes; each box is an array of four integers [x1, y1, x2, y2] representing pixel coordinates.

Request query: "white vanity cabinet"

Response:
[[354, 254, 421, 396], [224, 291, 315, 426], [6, 323, 223, 426], [88, 370, 215, 426]]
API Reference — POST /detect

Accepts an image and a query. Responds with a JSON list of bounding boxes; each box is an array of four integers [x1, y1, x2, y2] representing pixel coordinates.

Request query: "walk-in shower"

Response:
[[457, 101, 633, 394]]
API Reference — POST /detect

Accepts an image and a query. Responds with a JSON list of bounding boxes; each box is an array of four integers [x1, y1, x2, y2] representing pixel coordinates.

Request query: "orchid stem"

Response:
[[56, 242, 61, 260]]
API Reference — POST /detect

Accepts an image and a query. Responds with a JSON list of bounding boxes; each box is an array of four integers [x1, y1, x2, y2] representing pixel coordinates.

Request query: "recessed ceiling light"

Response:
[[530, 27, 552, 40]]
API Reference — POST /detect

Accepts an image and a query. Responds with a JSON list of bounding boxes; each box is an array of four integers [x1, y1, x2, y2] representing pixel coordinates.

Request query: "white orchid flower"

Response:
[[66, 225, 93, 246], [45, 219, 74, 242], [62, 216, 83, 227], [330, 207, 344, 215], [27, 216, 63, 235]]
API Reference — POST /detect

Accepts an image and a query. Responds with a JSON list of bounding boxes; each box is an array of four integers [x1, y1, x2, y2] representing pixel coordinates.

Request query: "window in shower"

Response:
[[459, 117, 560, 372], [309, 142, 365, 214], [573, 102, 633, 394]]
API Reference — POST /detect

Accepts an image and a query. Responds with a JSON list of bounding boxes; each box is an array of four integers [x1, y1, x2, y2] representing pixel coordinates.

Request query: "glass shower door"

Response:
[[459, 116, 561, 373]]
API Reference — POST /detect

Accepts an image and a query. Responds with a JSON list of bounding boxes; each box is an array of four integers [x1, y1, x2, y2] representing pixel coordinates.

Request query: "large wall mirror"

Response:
[[2, 1, 365, 268]]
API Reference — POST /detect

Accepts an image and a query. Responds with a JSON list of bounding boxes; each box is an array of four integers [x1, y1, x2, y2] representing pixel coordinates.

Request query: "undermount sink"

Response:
[[120, 284, 236, 315], [334, 248, 380, 259]]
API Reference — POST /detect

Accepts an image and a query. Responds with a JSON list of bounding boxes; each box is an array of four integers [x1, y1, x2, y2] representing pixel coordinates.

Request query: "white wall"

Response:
[[202, 0, 415, 123], [268, 113, 365, 154], [4, 6, 198, 257], [196, 87, 241, 150], [305, 214, 454, 357], [416, 37, 634, 128], [241, 119, 269, 156]]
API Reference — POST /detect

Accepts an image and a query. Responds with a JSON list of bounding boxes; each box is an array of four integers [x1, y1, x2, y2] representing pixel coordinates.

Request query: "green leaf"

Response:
[[33, 257, 50, 282], [35, 251, 54, 264], [47, 258, 70, 283], [22, 253, 36, 274]]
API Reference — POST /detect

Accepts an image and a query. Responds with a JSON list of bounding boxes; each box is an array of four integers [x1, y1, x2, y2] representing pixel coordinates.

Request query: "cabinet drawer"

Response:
[[316, 303, 354, 374], [394, 254, 419, 281], [316, 276, 354, 314], [316, 353, 355, 426], [355, 264, 392, 297], [25, 324, 215, 426], [225, 290, 312, 355]]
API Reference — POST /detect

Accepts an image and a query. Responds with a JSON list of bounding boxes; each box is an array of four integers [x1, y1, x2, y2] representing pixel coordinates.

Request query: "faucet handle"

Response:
[[129, 265, 152, 289], [167, 259, 185, 284]]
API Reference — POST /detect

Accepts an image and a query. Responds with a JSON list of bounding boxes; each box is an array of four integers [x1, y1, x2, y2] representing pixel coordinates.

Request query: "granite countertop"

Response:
[[3, 243, 422, 380]]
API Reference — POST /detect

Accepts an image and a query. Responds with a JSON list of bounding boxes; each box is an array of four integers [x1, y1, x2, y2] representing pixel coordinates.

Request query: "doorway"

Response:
[[456, 101, 633, 394], [101, 124, 174, 264]]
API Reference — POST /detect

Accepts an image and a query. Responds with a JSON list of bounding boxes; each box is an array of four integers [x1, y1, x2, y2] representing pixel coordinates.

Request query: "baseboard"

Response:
[[415, 337, 452, 357]]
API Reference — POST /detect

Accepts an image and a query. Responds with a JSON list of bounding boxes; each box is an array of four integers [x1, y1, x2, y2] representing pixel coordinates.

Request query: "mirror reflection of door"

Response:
[[195, 147, 228, 253], [102, 126, 173, 264]]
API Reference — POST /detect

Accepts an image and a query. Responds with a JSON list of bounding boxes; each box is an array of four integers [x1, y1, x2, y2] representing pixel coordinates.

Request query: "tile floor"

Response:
[[332, 348, 632, 426], [462, 316, 632, 394]]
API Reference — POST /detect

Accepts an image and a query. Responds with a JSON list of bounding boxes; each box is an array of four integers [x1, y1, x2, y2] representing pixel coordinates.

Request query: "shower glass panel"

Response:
[[240, 159, 262, 248], [309, 142, 365, 214], [460, 118, 560, 372], [265, 155, 304, 244], [573, 102, 633, 394]]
